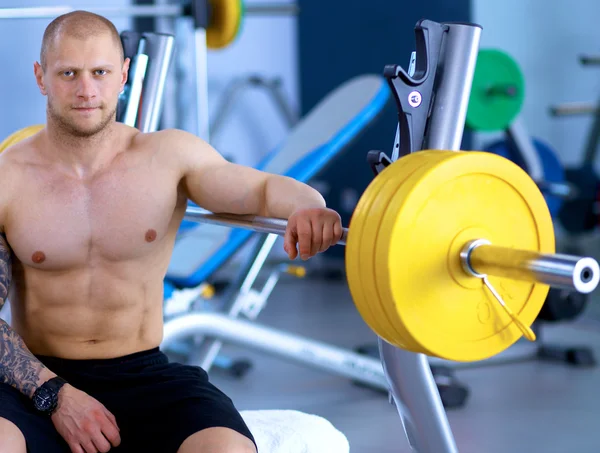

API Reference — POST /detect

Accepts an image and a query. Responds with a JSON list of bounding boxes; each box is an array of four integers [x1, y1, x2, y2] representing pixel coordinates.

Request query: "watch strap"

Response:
[[43, 376, 67, 393], [33, 376, 68, 415]]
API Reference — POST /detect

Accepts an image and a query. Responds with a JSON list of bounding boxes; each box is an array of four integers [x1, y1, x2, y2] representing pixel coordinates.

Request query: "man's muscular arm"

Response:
[[168, 129, 326, 218], [0, 233, 57, 398]]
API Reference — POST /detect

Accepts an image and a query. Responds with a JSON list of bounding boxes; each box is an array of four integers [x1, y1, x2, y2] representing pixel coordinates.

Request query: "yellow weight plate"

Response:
[[207, 0, 244, 49], [350, 153, 430, 346], [357, 151, 450, 350], [371, 151, 465, 353], [347, 151, 446, 345], [346, 163, 399, 342], [376, 150, 554, 362], [0, 124, 44, 153], [369, 152, 464, 353]]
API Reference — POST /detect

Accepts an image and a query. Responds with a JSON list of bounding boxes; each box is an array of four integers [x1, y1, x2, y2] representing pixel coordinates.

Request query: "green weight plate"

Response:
[[466, 49, 525, 132]]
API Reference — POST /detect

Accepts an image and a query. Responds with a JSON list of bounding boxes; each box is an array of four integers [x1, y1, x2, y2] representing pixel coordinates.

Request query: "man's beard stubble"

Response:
[[47, 98, 117, 138]]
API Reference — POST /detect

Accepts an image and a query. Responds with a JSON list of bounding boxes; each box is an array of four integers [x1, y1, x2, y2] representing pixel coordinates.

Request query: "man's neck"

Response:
[[45, 118, 120, 179]]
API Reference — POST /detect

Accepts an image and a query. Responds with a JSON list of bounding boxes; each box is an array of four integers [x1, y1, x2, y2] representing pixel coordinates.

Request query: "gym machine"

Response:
[[162, 19, 599, 453], [549, 53, 600, 238], [422, 48, 598, 370], [210, 74, 299, 142]]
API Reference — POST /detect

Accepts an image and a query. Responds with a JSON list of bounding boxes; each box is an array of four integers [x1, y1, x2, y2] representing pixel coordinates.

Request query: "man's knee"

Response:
[[178, 427, 256, 453], [0, 417, 26, 453]]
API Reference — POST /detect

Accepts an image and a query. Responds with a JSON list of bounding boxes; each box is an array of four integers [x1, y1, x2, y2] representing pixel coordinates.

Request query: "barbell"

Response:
[[2, 125, 599, 364], [0, 0, 297, 49]]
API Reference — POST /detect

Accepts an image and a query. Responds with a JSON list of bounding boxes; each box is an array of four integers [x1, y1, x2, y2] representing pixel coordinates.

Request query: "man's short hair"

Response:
[[40, 10, 124, 70]]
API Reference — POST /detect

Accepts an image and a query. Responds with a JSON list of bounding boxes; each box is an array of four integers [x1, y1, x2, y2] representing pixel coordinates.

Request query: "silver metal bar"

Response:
[[161, 313, 389, 389], [0, 5, 182, 19], [122, 53, 148, 127], [184, 206, 349, 245], [462, 241, 600, 294], [137, 33, 175, 133], [194, 28, 211, 142], [245, 3, 299, 15], [379, 340, 458, 453], [385, 22, 482, 453], [549, 102, 599, 116], [425, 22, 482, 151], [506, 117, 544, 182], [0, 4, 298, 20], [580, 54, 600, 65]]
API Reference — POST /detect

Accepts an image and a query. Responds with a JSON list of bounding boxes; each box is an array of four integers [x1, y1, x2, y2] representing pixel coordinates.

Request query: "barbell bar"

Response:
[[184, 205, 599, 294], [0, 3, 298, 20]]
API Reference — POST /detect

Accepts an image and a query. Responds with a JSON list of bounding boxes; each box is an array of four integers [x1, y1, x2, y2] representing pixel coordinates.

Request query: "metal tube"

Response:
[[184, 206, 349, 245], [580, 54, 600, 65], [162, 313, 388, 389], [462, 240, 600, 294], [122, 53, 148, 127], [0, 5, 182, 19], [194, 28, 211, 142], [137, 33, 175, 133], [379, 340, 459, 453], [0, 4, 298, 20], [550, 102, 599, 116], [507, 118, 544, 182], [245, 3, 300, 15], [426, 22, 482, 151]]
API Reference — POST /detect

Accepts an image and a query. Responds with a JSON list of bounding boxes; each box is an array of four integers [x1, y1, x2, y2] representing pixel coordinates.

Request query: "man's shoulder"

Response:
[[130, 127, 211, 164], [0, 130, 41, 171], [133, 127, 198, 146]]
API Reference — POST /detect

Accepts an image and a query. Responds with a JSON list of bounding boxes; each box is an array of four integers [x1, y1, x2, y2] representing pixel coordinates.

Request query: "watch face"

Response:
[[34, 388, 54, 411]]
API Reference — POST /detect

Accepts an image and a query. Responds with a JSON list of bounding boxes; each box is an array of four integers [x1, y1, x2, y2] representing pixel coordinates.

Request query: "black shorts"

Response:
[[0, 347, 256, 453]]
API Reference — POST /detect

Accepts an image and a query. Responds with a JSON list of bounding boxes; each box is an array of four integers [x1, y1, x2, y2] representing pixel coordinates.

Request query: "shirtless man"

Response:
[[0, 10, 343, 453]]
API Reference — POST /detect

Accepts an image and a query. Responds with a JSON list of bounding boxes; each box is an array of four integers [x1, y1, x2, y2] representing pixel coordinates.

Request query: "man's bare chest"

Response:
[[6, 165, 181, 269]]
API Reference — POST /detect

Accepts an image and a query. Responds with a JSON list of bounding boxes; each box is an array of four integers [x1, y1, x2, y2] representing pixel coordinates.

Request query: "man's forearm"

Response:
[[0, 319, 57, 398], [0, 233, 56, 398], [262, 175, 326, 219]]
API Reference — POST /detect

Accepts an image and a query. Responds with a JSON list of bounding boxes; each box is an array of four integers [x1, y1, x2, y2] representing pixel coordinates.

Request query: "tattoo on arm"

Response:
[[0, 233, 51, 398], [0, 319, 48, 397], [0, 233, 10, 308]]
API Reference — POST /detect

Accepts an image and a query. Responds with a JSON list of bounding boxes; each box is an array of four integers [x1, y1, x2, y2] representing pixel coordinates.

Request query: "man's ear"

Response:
[[120, 58, 130, 92], [34, 62, 48, 96]]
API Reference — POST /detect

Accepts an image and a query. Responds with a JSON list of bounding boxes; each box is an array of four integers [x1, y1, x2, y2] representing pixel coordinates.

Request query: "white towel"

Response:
[[240, 410, 350, 453]]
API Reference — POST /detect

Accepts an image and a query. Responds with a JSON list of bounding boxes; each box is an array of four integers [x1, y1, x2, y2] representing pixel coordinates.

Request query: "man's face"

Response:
[[34, 32, 129, 137]]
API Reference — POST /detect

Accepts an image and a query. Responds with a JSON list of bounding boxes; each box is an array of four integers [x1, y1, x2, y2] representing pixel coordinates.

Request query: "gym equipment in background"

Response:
[[209, 74, 299, 142], [162, 20, 599, 453], [454, 47, 597, 366], [5, 20, 600, 453], [163, 73, 393, 383], [0, 0, 298, 143], [549, 53, 600, 235], [467, 48, 574, 219]]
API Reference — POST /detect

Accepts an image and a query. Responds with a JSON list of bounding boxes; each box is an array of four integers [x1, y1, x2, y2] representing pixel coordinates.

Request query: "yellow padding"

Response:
[[0, 125, 45, 153]]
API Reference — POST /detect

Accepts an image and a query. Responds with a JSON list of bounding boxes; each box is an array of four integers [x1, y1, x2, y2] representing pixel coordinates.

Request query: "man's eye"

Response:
[[95, 70, 107, 76]]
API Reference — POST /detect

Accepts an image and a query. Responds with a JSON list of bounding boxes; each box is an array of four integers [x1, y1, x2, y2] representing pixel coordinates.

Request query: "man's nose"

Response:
[[75, 73, 97, 100]]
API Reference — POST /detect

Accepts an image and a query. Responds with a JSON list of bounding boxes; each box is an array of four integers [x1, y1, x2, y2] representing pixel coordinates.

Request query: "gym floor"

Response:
[[169, 232, 600, 453]]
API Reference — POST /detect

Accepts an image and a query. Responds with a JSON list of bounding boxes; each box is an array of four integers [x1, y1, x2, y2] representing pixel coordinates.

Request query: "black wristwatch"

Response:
[[32, 376, 67, 416]]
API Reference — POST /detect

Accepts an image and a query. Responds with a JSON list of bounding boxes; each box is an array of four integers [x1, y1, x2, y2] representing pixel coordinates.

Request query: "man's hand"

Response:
[[283, 207, 343, 260], [51, 384, 121, 453]]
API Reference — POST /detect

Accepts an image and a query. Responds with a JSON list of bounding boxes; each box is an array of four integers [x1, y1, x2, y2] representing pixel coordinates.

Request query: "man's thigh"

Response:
[[178, 427, 257, 453], [0, 383, 69, 453], [99, 360, 256, 453]]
